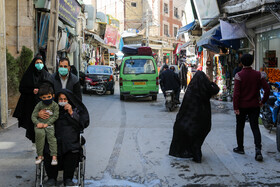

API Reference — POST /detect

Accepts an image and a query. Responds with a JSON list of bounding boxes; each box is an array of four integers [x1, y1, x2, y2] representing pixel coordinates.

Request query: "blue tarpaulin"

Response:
[[176, 21, 196, 38], [197, 25, 240, 53]]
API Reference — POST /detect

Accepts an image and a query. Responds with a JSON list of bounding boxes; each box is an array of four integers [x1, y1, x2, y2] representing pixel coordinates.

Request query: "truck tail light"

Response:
[[156, 77, 159, 85], [120, 77, 123, 86]]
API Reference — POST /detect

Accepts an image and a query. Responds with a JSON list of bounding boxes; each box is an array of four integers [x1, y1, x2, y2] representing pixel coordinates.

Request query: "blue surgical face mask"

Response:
[[42, 98, 53, 105], [35, 63, 44, 71], [58, 67, 69, 76], [58, 101, 68, 107]]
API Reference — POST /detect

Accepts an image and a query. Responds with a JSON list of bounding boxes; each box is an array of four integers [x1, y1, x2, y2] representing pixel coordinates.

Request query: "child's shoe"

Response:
[[51, 159, 58, 165], [35, 157, 43, 164]]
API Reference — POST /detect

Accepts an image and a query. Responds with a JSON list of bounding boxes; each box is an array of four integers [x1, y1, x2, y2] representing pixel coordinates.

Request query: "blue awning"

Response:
[[197, 25, 240, 53], [176, 21, 196, 38]]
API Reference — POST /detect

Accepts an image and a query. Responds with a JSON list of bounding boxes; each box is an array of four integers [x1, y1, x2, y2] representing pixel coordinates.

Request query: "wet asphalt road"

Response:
[[1, 83, 280, 186]]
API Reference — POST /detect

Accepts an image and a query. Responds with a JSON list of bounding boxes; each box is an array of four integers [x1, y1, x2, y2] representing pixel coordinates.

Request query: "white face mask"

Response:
[[58, 102, 68, 107]]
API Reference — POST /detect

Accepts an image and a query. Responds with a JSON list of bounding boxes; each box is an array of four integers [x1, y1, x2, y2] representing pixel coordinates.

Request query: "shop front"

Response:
[[256, 28, 280, 83]]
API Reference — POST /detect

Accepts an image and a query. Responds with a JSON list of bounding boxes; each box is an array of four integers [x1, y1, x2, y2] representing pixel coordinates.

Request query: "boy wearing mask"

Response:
[[31, 84, 59, 165]]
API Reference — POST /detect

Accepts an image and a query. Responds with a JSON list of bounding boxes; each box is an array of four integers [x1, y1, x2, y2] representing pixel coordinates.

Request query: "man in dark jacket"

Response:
[[52, 58, 82, 100], [160, 64, 181, 103], [233, 54, 270, 161]]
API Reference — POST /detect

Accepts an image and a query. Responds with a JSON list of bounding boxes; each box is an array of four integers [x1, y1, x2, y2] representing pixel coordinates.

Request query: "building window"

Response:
[[174, 27, 178, 37], [164, 3, 168, 14], [131, 2, 137, 7], [164, 24, 169, 36], [182, 34, 185, 39], [174, 7, 179, 18]]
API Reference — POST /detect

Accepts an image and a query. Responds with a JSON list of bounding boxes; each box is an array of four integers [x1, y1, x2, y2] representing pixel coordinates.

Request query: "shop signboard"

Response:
[[193, 0, 220, 27], [104, 25, 119, 47], [59, 0, 81, 27]]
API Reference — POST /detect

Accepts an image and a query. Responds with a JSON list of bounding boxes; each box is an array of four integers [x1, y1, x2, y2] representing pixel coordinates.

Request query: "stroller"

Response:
[[35, 133, 86, 187]]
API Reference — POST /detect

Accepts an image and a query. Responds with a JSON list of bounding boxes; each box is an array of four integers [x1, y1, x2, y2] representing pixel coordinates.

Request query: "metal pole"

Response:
[[146, 9, 149, 46], [46, 0, 59, 73], [0, 0, 8, 128]]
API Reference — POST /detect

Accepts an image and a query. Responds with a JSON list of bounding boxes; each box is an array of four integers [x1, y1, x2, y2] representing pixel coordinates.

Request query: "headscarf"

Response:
[[55, 89, 89, 130], [186, 71, 212, 100], [19, 55, 51, 92]]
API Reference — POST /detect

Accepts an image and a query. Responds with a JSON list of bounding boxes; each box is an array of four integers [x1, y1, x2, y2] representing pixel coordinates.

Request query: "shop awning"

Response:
[[178, 41, 193, 51], [197, 25, 240, 53], [84, 31, 106, 45], [176, 21, 196, 38]]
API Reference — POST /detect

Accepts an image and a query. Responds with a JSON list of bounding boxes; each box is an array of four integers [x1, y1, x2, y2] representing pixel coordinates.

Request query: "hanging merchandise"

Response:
[[67, 39, 78, 53], [57, 31, 67, 51]]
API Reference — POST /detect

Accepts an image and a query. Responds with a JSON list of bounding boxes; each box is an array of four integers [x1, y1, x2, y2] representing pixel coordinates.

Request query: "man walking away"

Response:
[[160, 65, 181, 104], [233, 54, 270, 161]]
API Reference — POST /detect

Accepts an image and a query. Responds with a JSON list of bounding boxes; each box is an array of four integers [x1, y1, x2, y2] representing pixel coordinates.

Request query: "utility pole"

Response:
[[0, 0, 8, 128], [46, 0, 59, 73], [145, 9, 149, 46]]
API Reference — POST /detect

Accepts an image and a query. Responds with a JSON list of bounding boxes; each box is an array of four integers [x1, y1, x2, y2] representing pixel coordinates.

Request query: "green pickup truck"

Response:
[[119, 55, 159, 101]]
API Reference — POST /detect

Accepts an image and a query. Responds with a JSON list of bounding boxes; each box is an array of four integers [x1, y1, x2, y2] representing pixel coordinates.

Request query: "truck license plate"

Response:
[[134, 82, 146, 85]]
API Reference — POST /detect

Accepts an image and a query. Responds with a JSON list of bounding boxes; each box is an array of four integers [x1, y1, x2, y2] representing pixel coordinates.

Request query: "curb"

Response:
[[0, 117, 18, 130]]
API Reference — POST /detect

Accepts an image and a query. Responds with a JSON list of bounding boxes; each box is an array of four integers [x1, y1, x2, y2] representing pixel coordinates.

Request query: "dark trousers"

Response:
[[236, 107, 262, 150], [44, 151, 79, 181]]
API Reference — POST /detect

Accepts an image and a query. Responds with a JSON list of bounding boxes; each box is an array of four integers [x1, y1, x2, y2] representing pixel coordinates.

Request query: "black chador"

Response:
[[169, 71, 219, 163], [13, 56, 52, 142]]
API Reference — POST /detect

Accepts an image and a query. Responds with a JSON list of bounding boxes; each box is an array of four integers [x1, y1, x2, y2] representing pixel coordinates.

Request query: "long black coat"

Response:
[[159, 69, 180, 92], [13, 56, 52, 142], [169, 71, 219, 161], [179, 63, 188, 90], [54, 89, 89, 156]]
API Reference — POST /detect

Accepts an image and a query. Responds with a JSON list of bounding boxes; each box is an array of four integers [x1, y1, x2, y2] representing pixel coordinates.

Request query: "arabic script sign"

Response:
[[59, 0, 81, 27]]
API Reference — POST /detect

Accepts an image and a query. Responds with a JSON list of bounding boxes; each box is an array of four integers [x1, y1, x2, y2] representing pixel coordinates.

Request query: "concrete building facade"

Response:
[[5, 0, 35, 57]]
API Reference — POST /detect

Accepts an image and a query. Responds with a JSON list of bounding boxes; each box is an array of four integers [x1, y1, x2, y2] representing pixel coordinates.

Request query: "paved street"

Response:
[[1, 84, 280, 186]]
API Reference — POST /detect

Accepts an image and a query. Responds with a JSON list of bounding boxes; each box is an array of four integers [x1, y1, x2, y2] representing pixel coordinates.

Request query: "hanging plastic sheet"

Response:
[[38, 13, 50, 49], [197, 25, 240, 53]]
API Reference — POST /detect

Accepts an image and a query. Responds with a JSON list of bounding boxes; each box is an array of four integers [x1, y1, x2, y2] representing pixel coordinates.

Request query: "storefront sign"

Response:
[[59, 0, 81, 27], [193, 0, 220, 27], [104, 25, 119, 47]]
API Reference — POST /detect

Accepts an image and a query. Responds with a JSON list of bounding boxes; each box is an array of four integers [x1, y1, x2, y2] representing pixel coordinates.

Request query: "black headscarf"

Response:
[[55, 89, 89, 130], [19, 55, 51, 92]]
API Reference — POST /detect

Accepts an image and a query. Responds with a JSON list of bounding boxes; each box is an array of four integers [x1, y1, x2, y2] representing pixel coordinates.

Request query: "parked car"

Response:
[[82, 65, 115, 95], [119, 46, 159, 101]]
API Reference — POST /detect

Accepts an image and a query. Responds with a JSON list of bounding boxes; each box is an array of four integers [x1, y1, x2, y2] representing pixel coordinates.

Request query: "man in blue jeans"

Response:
[[233, 54, 270, 161]]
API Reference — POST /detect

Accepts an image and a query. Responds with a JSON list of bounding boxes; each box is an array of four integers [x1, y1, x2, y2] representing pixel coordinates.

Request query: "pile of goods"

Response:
[[265, 68, 280, 83]]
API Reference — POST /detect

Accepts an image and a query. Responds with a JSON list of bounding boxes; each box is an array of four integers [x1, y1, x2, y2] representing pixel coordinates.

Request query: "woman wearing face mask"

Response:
[[43, 89, 89, 186], [13, 55, 52, 143]]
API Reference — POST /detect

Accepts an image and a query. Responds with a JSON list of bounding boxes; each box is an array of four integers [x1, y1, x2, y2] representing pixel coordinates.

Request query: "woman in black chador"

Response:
[[169, 71, 219, 163], [13, 55, 52, 143], [43, 89, 89, 186]]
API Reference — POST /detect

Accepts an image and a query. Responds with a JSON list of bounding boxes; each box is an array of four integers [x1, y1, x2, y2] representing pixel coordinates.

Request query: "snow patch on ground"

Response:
[[84, 173, 161, 187]]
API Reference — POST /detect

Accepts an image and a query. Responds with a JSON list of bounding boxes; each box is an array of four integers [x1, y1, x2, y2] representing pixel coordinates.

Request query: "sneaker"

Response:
[[255, 150, 263, 161], [64, 179, 75, 186], [35, 157, 43, 164], [233, 147, 245, 154], [51, 159, 58, 166], [45, 178, 56, 186]]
